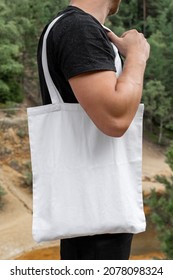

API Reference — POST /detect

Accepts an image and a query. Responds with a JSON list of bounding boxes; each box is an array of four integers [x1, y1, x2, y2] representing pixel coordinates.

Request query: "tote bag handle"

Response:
[[42, 15, 64, 104]]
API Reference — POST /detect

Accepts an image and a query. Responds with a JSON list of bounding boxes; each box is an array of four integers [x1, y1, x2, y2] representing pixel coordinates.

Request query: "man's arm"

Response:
[[69, 29, 150, 137]]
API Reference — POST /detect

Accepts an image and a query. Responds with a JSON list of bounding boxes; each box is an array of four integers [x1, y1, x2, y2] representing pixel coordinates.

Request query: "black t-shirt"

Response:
[[37, 6, 116, 105]]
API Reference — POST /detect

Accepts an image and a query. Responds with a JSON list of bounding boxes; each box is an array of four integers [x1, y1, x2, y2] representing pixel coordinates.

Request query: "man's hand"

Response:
[[107, 29, 150, 63]]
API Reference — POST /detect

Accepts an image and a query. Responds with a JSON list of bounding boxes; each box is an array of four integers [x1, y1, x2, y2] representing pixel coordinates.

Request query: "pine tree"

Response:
[[0, 0, 23, 103], [0, 0, 69, 104], [143, 79, 172, 144]]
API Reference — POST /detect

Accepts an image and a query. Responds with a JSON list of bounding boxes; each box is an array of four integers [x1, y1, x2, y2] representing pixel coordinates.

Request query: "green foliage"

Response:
[[23, 171, 32, 188], [166, 142, 173, 171], [0, 0, 68, 104], [0, 184, 6, 209], [143, 80, 171, 143], [143, 80, 165, 120], [0, 1, 23, 103], [22, 161, 32, 190], [145, 143, 173, 259]]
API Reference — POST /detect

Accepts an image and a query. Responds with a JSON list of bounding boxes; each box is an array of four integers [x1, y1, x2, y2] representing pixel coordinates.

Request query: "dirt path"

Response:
[[142, 139, 171, 194], [0, 137, 171, 260], [0, 165, 59, 260], [0, 165, 34, 259]]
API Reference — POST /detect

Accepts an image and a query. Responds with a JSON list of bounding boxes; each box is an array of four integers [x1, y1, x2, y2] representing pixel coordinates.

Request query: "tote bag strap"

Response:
[[102, 25, 123, 77], [42, 15, 64, 104]]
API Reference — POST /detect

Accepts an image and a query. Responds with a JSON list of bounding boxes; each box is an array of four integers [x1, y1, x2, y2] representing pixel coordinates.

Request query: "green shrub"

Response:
[[145, 143, 173, 259], [0, 184, 6, 209], [22, 161, 32, 190], [23, 171, 32, 188]]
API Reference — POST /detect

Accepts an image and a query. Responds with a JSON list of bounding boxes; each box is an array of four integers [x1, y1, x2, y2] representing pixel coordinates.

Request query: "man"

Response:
[[37, 0, 150, 259]]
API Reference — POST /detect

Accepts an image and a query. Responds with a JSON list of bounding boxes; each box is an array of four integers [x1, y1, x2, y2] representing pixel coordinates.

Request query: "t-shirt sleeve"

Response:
[[52, 14, 116, 80]]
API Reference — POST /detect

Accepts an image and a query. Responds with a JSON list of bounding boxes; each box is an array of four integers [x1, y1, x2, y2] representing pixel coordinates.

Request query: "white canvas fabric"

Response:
[[27, 15, 146, 242]]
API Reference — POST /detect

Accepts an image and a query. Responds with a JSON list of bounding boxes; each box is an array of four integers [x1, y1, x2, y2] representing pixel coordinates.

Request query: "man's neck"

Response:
[[69, 0, 110, 24]]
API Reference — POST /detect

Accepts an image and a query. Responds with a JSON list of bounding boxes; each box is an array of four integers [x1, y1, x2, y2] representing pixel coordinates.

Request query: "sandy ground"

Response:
[[0, 138, 171, 260]]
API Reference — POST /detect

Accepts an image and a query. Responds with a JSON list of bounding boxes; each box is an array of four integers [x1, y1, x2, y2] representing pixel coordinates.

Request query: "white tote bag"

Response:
[[27, 15, 146, 243]]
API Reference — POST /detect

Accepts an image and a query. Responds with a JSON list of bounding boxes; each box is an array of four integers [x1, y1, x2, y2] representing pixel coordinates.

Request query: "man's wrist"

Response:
[[126, 55, 147, 66]]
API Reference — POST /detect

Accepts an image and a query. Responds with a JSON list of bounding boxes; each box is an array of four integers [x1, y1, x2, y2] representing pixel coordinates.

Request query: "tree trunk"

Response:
[[158, 119, 163, 145]]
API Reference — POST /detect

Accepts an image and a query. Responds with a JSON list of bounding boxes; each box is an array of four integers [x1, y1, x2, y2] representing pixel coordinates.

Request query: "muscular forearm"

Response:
[[119, 55, 146, 88], [114, 55, 146, 118], [105, 29, 149, 135]]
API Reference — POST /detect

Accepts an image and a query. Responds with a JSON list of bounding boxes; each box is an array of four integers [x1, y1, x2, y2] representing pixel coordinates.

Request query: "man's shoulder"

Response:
[[53, 6, 103, 35]]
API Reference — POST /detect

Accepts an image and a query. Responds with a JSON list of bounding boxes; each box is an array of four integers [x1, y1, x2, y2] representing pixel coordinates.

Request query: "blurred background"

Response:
[[0, 0, 173, 260]]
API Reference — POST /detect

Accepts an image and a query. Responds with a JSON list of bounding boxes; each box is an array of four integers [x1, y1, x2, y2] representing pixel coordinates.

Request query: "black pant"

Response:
[[60, 233, 133, 260]]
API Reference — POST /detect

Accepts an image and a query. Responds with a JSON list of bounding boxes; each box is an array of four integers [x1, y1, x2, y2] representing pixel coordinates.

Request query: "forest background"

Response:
[[0, 0, 173, 144]]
